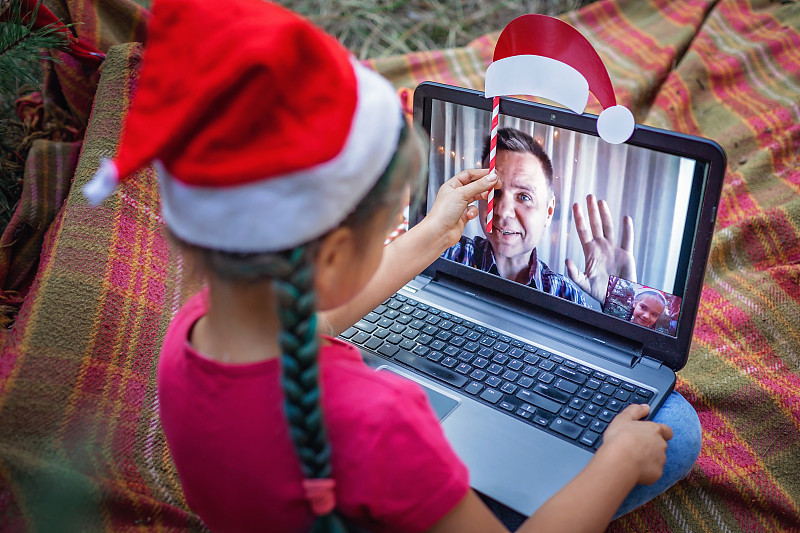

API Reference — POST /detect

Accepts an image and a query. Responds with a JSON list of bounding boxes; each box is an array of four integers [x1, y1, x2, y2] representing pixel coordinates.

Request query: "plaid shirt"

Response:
[[442, 236, 587, 307]]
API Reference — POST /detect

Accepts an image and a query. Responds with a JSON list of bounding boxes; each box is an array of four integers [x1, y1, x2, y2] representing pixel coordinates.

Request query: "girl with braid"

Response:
[[83, 0, 700, 531]]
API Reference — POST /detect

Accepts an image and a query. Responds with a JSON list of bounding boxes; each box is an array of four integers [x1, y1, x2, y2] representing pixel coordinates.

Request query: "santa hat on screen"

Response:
[[485, 14, 635, 144], [83, 0, 403, 253]]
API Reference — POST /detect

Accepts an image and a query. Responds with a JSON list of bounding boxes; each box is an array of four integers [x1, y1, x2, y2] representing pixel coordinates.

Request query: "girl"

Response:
[[83, 0, 700, 531]]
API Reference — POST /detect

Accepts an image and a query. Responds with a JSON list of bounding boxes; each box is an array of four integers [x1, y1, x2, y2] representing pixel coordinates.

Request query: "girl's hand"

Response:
[[598, 403, 673, 486], [424, 169, 497, 251]]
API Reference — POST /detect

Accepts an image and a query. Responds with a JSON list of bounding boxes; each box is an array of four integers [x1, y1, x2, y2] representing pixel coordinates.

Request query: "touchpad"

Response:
[[378, 367, 460, 420]]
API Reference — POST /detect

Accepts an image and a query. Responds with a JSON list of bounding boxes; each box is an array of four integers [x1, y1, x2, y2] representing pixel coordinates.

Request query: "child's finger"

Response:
[[617, 403, 650, 421], [458, 171, 496, 201], [450, 168, 491, 187]]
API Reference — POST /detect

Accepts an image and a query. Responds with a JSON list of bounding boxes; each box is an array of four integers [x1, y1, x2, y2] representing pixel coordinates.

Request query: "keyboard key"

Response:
[[485, 376, 502, 388], [426, 315, 441, 325], [363, 312, 380, 323], [607, 377, 621, 386], [409, 319, 426, 330], [439, 320, 454, 331], [451, 316, 463, 324], [502, 370, 519, 382], [443, 345, 459, 356], [563, 359, 577, 369], [441, 357, 458, 368], [377, 344, 399, 358], [480, 336, 496, 347], [478, 347, 493, 358], [538, 372, 555, 384], [579, 430, 600, 447], [622, 382, 636, 392], [412, 345, 429, 356], [387, 300, 402, 310], [523, 365, 539, 378], [394, 350, 467, 387], [480, 388, 503, 404], [473, 357, 489, 369], [402, 328, 419, 340], [569, 398, 586, 410], [538, 360, 555, 371], [599, 409, 616, 422], [422, 325, 438, 336], [590, 420, 607, 433], [373, 328, 390, 339], [508, 359, 523, 371], [550, 355, 564, 364], [486, 330, 499, 338], [452, 325, 468, 336], [412, 309, 427, 319], [607, 399, 624, 412], [574, 413, 591, 427], [457, 351, 475, 363], [435, 331, 452, 341], [560, 407, 577, 420], [470, 369, 487, 381], [340, 327, 358, 339], [352, 332, 369, 344], [600, 383, 616, 395], [533, 413, 551, 426], [516, 390, 561, 413], [426, 351, 443, 362], [516, 409, 532, 419], [492, 354, 509, 365], [430, 340, 445, 351], [464, 341, 480, 352], [555, 367, 588, 385], [636, 388, 653, 398], [578, 365, 594, 375], [501, 382, 518, 394], [614, 389, 631, 401], [499, 335, 511, 343], [455, 363, 472, 375], [399, 339, 415, 350], [586, 378, 601, 390], [593, 371, 607, 380], [511, 340, 524, 348], [488, 364, 503, 375], [355, 320, 378, 333], [428, 307, 440, 315], [592, 393, 609, 406], [373, 305, 387, 314], [390, 324, 406, 334], [377, 317, 393, 328], [554, 378, 579, 394], [535, 383, 570, 404], [397, 314, 412, 325], [523, 354, 540, 365], [494, 342, 509, 353], [577, 387, 593, 400], [394, 295, 407, 302], [499, 400, 516, 412], [466, 331, 481, 341], [465, 382, 484, 395], [551, 418, 582, 439], [364, 337, 382, 350], [517, 376, 535, 389], [584, 403, 600, 416]]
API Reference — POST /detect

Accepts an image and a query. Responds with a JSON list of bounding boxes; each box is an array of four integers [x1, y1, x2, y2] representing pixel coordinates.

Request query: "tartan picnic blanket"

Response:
[[1, 0, 799, 531]]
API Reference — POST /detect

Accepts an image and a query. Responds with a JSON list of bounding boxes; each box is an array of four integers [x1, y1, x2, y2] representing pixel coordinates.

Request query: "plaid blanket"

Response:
[[1, 0, 799, 531]]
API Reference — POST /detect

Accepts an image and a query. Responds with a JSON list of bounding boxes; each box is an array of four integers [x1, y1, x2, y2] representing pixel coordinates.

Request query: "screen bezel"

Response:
[[412, 82, 726, 371]]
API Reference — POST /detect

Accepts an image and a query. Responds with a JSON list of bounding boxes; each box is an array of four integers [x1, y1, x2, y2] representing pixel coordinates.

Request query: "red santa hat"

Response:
[[485, 14, 635, 144], [83, 0, 403, 253]]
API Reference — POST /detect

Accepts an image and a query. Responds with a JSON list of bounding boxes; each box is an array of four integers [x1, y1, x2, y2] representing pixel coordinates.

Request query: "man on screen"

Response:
[[442, 127, 636, 307]]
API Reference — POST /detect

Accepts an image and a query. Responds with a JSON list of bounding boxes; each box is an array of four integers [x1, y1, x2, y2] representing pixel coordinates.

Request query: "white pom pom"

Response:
[[597, 105, 635, 144], [83, 159, 120, 206]]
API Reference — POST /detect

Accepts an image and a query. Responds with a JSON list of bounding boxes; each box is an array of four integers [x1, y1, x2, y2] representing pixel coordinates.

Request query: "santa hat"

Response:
[[485, 14, 635, 144], [83, 0, 403, 253]]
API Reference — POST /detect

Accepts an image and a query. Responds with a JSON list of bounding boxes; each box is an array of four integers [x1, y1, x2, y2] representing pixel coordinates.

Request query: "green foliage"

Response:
[[0, 0, 72, 95]]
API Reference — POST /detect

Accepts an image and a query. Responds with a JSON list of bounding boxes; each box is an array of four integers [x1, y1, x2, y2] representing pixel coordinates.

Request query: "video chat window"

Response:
[[427, 100, 695, 337]]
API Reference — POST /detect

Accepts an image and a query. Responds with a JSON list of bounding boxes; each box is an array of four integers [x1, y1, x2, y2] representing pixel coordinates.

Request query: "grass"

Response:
[[273, 0, 587, 59]]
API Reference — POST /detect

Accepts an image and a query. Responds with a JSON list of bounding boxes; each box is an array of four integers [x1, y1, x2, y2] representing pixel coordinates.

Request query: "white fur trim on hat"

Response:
[[485, 55, 589, 114], [83, 158, 119, 206], [159, 61, 403, 253]]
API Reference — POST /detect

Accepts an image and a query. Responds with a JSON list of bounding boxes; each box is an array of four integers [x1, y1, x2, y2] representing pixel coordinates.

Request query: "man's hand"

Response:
[[566, 195, 636, 304], [423, 169, 497, 252]]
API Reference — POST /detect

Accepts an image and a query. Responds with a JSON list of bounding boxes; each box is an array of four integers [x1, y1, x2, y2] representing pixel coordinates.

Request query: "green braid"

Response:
[[273, 246, 348, 532]]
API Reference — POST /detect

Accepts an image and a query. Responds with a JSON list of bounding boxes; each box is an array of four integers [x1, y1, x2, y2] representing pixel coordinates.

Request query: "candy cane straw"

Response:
[[486, 96, 500, 233]]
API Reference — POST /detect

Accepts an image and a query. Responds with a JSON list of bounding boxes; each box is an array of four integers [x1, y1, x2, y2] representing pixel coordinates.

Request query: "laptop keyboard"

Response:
[[341, 294, 654, 451]]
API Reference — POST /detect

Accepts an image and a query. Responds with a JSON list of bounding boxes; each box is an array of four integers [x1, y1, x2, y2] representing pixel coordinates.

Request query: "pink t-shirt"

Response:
[[158, 290, 470, 532]]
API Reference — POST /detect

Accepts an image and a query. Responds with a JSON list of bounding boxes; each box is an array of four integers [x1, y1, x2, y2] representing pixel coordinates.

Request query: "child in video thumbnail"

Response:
[[604, 277, 681, 336]]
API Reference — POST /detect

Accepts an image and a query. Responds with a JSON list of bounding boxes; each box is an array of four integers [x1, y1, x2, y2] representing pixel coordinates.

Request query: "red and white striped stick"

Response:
[[486, 96, 500, 233]]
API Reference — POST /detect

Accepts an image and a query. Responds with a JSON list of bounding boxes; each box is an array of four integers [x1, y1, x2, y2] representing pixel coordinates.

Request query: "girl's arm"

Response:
[[428, 404, 673, 533], [320, 169, 496, 335]]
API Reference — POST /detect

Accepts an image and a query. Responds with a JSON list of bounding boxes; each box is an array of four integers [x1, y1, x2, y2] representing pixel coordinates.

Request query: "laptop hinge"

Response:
[[402, 275, 433, 294], [638, 356, 663, 370]]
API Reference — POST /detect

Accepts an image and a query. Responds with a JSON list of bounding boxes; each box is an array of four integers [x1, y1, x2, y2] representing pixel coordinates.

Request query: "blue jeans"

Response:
[[480, 391, 702, 528]]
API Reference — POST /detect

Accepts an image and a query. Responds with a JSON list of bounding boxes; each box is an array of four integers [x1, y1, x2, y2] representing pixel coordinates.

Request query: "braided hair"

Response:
[[182, 121, 425, 531]]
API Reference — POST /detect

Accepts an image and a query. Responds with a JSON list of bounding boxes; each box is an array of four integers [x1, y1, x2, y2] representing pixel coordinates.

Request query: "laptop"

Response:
[[340, 82, 726, 516]]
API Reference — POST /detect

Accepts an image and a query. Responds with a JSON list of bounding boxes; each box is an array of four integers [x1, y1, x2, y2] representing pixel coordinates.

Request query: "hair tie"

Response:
[[303, 478, 336, 516]]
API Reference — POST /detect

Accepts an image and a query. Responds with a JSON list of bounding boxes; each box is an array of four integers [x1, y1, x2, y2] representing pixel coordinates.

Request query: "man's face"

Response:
[[632, 294, 665, 328], [479, 150, 555, 263]]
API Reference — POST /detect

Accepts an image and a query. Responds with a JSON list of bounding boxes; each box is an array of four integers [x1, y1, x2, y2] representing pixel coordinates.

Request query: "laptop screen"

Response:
[[413, 83, 725, 368]]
